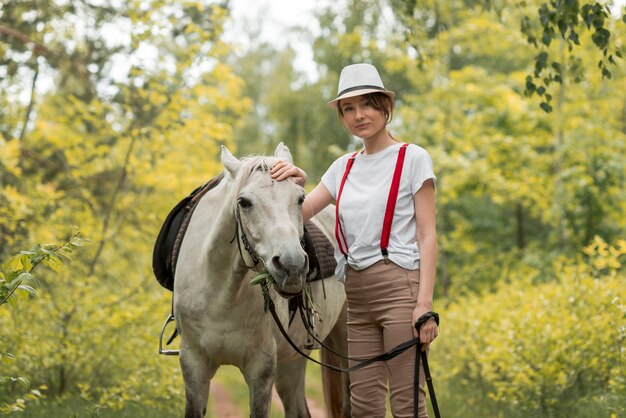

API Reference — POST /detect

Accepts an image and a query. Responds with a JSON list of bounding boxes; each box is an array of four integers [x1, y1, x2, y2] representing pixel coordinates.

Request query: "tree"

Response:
[[390, 0, 625, 111], [0, 0, 250, 412]]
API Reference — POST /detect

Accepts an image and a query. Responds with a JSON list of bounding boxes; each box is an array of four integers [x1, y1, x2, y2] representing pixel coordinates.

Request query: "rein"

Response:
[[259, 284, 441, 418]]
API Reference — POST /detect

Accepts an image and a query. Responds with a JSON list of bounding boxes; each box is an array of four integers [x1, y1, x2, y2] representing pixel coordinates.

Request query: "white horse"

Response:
[[173, 143, 350, 418]]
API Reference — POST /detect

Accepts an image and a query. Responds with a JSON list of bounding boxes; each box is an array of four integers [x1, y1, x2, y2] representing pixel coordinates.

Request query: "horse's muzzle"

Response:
[[269, 252, 308, 296]]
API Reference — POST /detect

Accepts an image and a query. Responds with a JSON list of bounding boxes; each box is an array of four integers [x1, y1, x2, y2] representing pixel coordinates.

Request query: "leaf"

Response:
[[17, 377, 30, 389], [249, 269, 276, 287], [2, 254, 32, 273], [0, 352, 15, 363], [17, 272, 34, 285], [250, 272, 272, 286], [42, 256, 63, 273], [17, 284, 37, 297], [9, 278, 23, 288]]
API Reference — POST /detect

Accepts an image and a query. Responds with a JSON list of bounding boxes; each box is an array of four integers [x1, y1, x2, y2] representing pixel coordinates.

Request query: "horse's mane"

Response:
[[236, 155, 271, 185], [230, 154, 288, 202]]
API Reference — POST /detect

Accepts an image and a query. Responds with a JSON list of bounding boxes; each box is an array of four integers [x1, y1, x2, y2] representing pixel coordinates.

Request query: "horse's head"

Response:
[[221, 143, 308, 297]]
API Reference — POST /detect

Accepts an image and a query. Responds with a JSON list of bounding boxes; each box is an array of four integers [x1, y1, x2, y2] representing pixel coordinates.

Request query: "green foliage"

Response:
[[0, 234, 84, 413], [391, 0, 624, 112], [434, 237, 626, 417], [0, 0, 625, 415], [1, 0, 249, 415], [0, 234, 84, 307]]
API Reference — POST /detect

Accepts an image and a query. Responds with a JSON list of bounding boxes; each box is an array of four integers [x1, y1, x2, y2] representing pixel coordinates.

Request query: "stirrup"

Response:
[[159, 313, 180, 356], [304, 334, 321, 350], [304, 310, 321, 350]]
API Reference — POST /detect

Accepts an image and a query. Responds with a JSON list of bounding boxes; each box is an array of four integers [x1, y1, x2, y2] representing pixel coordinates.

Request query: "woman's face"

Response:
[[338, 95, 387, 140]]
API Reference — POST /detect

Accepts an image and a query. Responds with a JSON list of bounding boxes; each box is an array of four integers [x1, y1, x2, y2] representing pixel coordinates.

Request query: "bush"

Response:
[[434, 237, 626, 417], [1, 235, 84, 413]]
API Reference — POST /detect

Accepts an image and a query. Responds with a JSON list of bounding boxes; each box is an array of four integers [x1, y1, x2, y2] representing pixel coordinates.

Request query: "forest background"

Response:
[[1, 0, 625, 417]]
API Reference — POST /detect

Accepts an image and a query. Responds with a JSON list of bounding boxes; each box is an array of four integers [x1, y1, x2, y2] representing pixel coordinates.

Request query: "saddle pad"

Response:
[[303, 221, 337, 282], [152, 173, 224, 291]]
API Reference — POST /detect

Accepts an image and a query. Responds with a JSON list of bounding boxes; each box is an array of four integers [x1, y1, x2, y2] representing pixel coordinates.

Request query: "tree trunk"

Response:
[[516, 203, 526, 251]]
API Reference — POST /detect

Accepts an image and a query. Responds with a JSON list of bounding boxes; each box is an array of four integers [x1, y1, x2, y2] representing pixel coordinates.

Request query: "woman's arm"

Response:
[[271, 161, 333, 222], [301, 182, 333, 222], [411, 179, 438, 349]]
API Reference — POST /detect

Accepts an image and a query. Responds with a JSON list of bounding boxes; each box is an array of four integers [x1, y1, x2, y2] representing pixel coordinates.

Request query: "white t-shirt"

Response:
[[321, 142, 436, 280]]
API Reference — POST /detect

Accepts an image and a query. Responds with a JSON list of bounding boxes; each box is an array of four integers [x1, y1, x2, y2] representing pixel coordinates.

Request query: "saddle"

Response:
[[152, 173, 224, 291], [152, 174, 337, 291]]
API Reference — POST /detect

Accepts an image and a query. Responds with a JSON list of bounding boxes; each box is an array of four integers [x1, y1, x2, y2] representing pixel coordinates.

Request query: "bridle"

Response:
[[231, 204, 262, 269]]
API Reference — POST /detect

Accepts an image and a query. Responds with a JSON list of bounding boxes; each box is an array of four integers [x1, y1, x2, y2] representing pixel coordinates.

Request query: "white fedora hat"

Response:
[[327, 63, 395, 108]]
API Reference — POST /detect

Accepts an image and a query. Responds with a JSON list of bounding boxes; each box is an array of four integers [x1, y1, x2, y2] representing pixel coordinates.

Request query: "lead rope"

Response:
[[261, 283, 426, 370], [260, 284, 441, 416], [414, 312, 441, 418], [295, 297, 442, 418]]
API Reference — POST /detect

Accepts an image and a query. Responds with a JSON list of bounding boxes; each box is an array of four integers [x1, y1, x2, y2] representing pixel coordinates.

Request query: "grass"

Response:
[[5, 397, 172, 418]]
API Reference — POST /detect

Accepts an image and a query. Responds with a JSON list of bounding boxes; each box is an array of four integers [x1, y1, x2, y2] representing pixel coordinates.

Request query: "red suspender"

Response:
[[335, 151, 359, 256], [381, 143, 409, 262], [334, 143, 409, 262]]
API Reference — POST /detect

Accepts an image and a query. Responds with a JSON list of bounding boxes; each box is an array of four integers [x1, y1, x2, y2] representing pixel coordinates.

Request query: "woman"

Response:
[[271, 63, 438, 418]]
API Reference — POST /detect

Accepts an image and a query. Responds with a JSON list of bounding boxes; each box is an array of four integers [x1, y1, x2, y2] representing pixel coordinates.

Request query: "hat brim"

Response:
[[327, 88, 395, 109]]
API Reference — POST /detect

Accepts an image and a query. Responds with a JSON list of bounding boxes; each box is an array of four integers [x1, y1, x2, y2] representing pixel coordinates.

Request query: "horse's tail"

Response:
[[321, 301, 351, 418]]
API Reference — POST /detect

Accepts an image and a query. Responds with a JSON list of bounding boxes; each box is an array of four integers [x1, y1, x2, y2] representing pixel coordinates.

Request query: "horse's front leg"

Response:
[[242, 345, 277, 418], [180, 344, 217, 418], [275, 356, 311, 418]]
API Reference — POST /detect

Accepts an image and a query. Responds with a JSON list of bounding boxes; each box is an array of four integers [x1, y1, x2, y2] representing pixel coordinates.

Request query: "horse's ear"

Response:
[[274, 142, 293, 163], [221, 145, 241, 178]]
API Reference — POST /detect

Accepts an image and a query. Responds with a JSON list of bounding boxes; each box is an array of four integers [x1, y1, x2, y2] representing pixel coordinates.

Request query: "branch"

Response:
[[87, 135, 137, 276], [0, 26, 54, 58], [18, 65, 39, 142], [86, 94, 175, 276], [0, 280, 22, 306], [0, 25, 87, 76]]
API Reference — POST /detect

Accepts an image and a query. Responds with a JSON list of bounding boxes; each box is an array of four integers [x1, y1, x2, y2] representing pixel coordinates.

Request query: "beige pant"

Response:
[[345, 261, 428, 418]]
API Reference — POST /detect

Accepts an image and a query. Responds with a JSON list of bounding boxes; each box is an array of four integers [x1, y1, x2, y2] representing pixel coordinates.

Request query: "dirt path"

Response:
[[211, 383, 242, 418], [210, 383, 326, 417], [271, 385, 326, 418]]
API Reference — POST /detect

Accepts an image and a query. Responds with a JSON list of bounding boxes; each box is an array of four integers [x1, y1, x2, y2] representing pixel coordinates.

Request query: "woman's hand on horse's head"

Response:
[[271, 161, 307, 187]]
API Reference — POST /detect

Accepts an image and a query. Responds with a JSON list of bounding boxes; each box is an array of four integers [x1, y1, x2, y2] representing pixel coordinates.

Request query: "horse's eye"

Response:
[[297, 195, 305, 206], [238, 197, 253, 208]]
